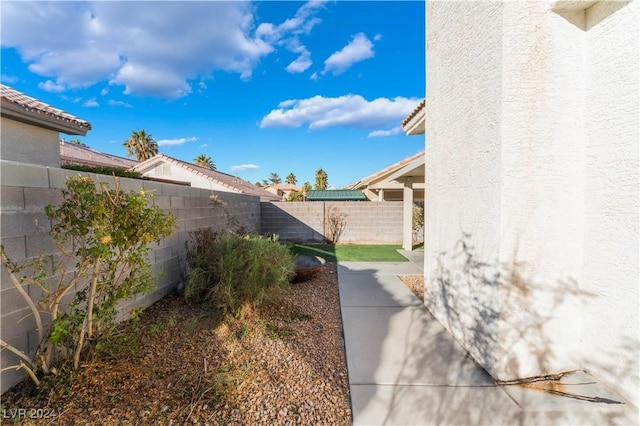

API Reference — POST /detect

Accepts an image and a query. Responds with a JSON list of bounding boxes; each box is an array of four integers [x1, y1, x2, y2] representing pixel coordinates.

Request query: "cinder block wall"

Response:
[[260, 201, 403, 244], [0, 162, 260, 393]]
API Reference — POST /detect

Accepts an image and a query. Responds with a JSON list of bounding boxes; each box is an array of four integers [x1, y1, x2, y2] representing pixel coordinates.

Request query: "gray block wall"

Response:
[[0, 162, 260, 393], [260, 201, 403, 244]]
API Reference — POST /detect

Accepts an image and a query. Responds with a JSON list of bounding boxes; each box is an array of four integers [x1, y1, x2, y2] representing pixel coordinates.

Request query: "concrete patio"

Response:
[[337, 259, 638, 425]]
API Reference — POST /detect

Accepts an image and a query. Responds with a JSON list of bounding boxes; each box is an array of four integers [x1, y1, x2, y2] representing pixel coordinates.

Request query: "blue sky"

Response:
[[1, 1, 425, 188]]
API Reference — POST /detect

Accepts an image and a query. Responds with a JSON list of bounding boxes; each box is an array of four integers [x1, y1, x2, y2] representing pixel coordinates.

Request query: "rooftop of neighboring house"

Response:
[[134, 154, 281, 201], [306, 189, 367, 201], [60, 140, 139, 169], [1, 84, 92, 135], [265, 183, 302, 192], [345, 150, 425, 189]]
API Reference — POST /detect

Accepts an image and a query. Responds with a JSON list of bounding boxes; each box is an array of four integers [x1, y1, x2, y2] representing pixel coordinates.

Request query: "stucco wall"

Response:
[[426, 0, 639, 403], [143, 163, 241, 193], [425, 0, 505, 378], [260, 201, 403, 244], [0, 117, 61, 167], [582, 0, 640, 404], [0, 161, 260, 393]]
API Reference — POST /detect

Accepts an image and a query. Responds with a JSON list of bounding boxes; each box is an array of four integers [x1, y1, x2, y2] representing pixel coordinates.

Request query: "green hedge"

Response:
[[62, 164, 142, 179]]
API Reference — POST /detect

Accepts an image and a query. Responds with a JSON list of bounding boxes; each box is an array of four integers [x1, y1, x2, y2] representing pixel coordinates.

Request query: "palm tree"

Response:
[[269, 172, 282, 185], [302, 182, 312, 194], [314, 168, 328, 190], [123, 129, 158, 161], [286, 173, 297, 185], [194, 154, 215, 170]]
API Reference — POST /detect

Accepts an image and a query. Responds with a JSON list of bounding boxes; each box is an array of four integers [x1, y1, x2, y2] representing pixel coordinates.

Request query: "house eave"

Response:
[[1, 101, 91, 136]]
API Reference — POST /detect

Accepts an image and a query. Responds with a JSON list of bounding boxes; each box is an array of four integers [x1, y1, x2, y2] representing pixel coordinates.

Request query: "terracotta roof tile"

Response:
[[401, 99, 425, 127], [1, 84, 92, 131], [60, 141, 138, 168]]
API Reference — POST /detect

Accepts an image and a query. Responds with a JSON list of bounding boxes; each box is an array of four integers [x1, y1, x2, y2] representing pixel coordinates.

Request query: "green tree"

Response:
[[314, 168, 328, 190], [286, 190, 304, 201], [286, 173, 297, 185], [269, 172, 282, 185], [194, 154, 216, 170], [302, 182, 312, 194], [261, 179, 269, 187], [68, 138, 86, 146], [123, 129, 158, 161], [255, 181, 263, 187]]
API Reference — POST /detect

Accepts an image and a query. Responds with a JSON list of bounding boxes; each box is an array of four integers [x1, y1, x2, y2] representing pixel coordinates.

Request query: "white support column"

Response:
[[378, 189, 385, 201], [402, 177, 414, 251]]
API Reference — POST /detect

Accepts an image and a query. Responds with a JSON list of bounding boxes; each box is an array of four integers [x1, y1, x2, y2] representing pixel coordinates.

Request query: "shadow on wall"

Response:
[[430, 233, 595, 378], [427, 234, 638, 416], [260, 203, 325, 243]]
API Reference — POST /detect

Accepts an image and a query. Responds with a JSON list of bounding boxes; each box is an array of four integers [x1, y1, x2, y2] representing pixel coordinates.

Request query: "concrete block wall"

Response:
[[260, 201, 403, 244], [0, 161, 260, 393]]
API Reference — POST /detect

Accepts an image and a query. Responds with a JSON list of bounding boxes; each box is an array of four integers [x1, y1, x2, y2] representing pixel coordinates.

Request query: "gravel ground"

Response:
[[399, 275, 424, 303], [2, 263, 352, 425]]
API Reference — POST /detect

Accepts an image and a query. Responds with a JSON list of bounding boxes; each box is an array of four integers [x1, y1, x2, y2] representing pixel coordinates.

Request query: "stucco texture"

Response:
[[0, 117, 61, 167], [425, 0, 639, 403]]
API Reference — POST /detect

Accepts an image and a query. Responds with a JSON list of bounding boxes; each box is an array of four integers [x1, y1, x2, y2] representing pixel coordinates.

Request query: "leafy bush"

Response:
[[0, 176, 176, 385], [62, 164, 142, 179], [184, 230, 295, 316]]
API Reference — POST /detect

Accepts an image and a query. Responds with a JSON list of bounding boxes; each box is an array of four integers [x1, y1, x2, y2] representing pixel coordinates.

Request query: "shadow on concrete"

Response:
[[338, 261, 524, 425]]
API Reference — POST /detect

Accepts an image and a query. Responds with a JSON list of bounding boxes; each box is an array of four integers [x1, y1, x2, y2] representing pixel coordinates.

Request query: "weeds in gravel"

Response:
[[235, 323, 252, 340], [181, 361, 244, 423], [96, 328, 143, 361], [264, 321, 293, 339], [289, 312, 313, 322]]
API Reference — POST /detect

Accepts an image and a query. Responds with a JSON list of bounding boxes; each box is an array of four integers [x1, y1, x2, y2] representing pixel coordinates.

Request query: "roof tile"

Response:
[[1, 84, 92, 131]]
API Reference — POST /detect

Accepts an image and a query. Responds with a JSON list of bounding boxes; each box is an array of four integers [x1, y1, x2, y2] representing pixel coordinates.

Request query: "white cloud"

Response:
[[322, 33, 375, 75], [107, 99, 132, 108], [231, 164, 260, 172], [257, 1, 326, 74], [285, 43, 313, 73], [157, 136, 198, 147], [368, 126, 402, 138], [373, 34, 383, 41], [100, 87, 109, 96], [309, 72, 319, 81], [83, 98, 99, 107], [260, 94, 420, 130], [1, 74, 19, 84], [199, 143, 208, 148], [38, 79, 66, 93], [1, 1, 329, 99]]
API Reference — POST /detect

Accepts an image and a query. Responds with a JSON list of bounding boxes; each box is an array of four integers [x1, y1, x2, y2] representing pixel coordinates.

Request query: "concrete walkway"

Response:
[[337, 260, 638, 425]]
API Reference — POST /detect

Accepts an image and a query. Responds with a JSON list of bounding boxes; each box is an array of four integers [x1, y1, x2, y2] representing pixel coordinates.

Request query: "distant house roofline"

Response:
[[60, 141, 138, 169], [133, 154, 280, 200], [1, 84, 92, 136], [345, 150, 425, 189]]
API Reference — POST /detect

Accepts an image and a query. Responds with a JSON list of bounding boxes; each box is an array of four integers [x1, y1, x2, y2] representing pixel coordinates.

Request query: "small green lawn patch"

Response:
[[290, 244, 408, 262]]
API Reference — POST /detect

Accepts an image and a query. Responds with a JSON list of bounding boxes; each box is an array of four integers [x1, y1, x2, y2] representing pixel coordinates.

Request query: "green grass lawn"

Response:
[[290, 244, 408, 262]]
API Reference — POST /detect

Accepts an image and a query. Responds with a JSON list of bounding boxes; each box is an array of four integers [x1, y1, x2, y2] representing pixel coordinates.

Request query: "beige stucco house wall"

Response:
[[425, 0, 638, 403], [1, 85, 91, 167]]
